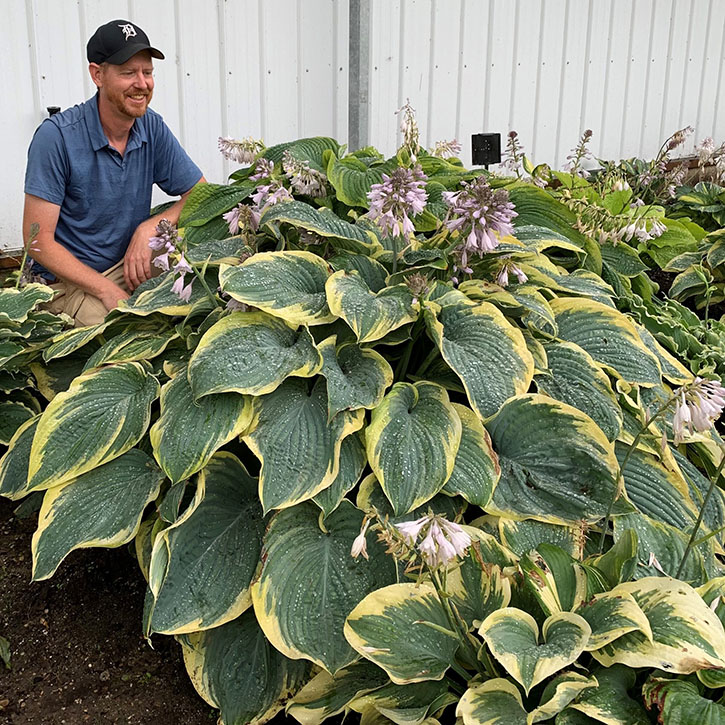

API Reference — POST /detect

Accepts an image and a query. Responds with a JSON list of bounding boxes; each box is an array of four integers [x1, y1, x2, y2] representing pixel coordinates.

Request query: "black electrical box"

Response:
[[471, 133, 501, 167]]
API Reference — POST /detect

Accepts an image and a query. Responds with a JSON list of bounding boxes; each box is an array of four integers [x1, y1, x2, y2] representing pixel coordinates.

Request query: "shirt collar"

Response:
[[84, 93, 148, 152]]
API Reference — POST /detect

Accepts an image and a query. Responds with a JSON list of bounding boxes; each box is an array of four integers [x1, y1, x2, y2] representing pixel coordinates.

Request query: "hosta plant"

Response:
[[1, 120, 725, 725]]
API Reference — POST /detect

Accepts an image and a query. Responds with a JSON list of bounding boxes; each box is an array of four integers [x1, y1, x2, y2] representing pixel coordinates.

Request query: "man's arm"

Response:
[[23, 194, 129, 311], [123, 175, 206, 291]]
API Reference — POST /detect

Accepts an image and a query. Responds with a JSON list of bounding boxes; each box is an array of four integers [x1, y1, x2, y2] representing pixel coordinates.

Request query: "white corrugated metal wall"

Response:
[[2, 0, 723, 251]]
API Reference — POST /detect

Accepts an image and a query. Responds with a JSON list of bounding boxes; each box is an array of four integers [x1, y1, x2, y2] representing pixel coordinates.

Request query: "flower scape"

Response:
[[2, 112, 725, 725]]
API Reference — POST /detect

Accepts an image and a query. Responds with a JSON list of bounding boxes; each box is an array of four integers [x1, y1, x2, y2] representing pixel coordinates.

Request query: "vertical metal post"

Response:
[[348, 0, 370, 151]]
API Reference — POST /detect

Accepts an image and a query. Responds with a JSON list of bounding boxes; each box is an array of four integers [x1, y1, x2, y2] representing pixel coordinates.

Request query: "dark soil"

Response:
[[0, 496, 216, 725]]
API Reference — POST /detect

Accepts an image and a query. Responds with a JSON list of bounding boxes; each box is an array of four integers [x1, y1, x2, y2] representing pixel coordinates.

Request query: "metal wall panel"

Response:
[[2, 0, 723, 251]]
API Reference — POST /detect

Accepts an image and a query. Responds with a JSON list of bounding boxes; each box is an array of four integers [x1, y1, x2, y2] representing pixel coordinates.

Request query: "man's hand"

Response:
[[124, 218, 157, 290], [98, 281, 130, 311]]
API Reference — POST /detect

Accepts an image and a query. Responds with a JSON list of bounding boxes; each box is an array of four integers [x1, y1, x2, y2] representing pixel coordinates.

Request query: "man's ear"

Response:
[[88, 63, 103, 89]]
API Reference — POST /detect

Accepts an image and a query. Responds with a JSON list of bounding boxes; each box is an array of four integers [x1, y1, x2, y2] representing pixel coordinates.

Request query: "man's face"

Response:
[[92, 51, 154, 120]]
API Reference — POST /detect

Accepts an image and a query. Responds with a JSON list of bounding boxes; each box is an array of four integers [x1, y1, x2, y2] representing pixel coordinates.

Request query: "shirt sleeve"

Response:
[[24, 120, 69, 206], [151, 117, 203, 197]]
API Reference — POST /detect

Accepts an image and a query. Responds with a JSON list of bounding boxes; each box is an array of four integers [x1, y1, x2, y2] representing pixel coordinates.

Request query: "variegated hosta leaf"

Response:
[[0, 400, 35, 446], [575, 590, 652, 650], [636, 325, 692, 385], [456, 679, 528, 725], [0, 415, 39, 500], [549, 297, 661, 386], [344, 582, 459, 684], [591, 577, 725, 672], [43, 321, 109, 361], [286, 660, 389, 725], [30, 449, 163, 581], [586, 528, 638, 587], [119, 271, 212, 316], [313, 431, 367, 517], [181, 609, 311, 725], [326, 154, 399, 208], [219, 251, 335, 326], [366, 381, 461, 515], [27, 362, 159, 492], [617, 443, 698, 532], [149, 370, 251, 484], [244, 378, 364, 513], [423, 300, 534, 419], [82, 328, 177, 370], [329, 253, 388, 292], [188, 310, 322, 398], [520, 544, 588, 616], [677, 454, 725, 554], [530, 673, 598, 724], [251, 501, 396, 673], [535, 341, 622, 441], [356, 473, 465, 524], [31, 351, 97, 401], [443, 404, 500, 507], [465, 526, 519, 569], [479, 608, 591, 695], [643, 676, 725, 724], [613, 512, 711, 584], [148, 453, 264, 635], [326, 271, 417, 343], [569, 665, 650, 724], [485, 395, 621, 524], [0, 283, 55, 323], [448, 554, 511, 630], [349, 680, 456, 723], [260, 201, 379, 254], [499, 518, 586, 559], [317, 336, 393, 419]]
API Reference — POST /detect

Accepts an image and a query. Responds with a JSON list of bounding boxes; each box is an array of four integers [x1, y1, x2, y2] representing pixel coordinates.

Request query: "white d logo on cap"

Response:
[[118, 24, 137, 40]]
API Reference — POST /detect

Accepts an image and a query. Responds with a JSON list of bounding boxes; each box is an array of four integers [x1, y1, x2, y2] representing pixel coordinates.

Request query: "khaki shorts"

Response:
[[45, 260, 129, 328]]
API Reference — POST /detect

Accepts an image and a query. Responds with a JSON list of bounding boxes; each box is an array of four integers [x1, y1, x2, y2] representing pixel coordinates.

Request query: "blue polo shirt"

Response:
[[24, 94, 202, 275]]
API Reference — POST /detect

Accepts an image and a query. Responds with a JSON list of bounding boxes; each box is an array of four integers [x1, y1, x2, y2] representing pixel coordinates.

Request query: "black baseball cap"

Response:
[[87, 20, 164, 65]]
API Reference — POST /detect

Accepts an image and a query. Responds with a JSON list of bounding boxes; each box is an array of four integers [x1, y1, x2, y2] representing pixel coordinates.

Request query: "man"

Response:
[[23, 20, 205, 326]]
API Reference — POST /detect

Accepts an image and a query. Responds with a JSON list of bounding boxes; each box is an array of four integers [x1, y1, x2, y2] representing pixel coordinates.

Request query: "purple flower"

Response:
[[431, 139, 462, 159], [443, 176, 517, 268], [251, 180, 293, 214], [148, 219, 180, 253], [222, 205, 243, 235], [250, 157, 274, 181], [218, 136, 265, 164], [394, 513, 471, 569], [497, 260, 528, 287], [282, 151, 327, 198], [171, 274, 186, 298], [153, 252, 170, 271], [396, 99, 420, 158], [366, 165, 428, 239], [173, 253, 192, 276]]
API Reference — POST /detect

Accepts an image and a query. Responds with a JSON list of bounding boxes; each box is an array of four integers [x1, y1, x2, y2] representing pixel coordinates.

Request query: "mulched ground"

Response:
[[0, 496, 216, 725]]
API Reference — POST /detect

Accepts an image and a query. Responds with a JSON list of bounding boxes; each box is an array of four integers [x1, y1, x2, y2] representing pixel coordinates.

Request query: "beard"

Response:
[[105, 87, 153, 119]]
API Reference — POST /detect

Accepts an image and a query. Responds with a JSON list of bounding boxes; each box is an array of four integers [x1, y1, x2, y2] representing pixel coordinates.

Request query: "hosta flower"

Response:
[[443, 177, 517, 268], [173, 253, 192, 276], [367, 165, 428, 239], [672, 377, 725, 444], [665, 125, 694, 153], [222, 203, 260, 236], [171, 273, 193, 302], [396, 99, 420, 158], [351, 519, 371, 560], [148, 218, 180, 253], [251, 180, 293, 213], [395, 514, 471, 568], [496, 260, 528, 287], [282, 151, 327, 198], [395, 516, 429, 543], [431, 139, 462, 159], [501, 130, 525, 176], [250, 157, 274, 181], [153, 252, 170, 271], [218, 136, 265, 164]]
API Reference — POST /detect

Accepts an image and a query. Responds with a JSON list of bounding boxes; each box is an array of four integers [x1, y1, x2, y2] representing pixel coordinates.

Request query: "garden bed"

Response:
[[0, 496, 214, 724]]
